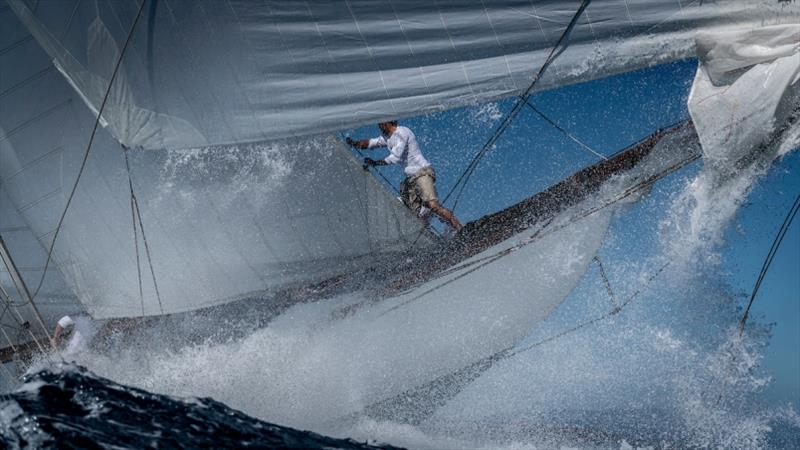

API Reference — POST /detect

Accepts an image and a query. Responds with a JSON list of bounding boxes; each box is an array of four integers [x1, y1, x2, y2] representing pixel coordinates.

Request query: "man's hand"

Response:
[[346, 137, 369, 149], [363, 157, 376, 171], [362, 158, 387, 171]]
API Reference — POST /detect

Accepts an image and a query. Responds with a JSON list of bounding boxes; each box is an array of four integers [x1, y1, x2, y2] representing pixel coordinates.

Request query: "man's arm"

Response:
[[52, 323, 64, 347], [52, 315, 74, 347], [346, 136, 386, 150]]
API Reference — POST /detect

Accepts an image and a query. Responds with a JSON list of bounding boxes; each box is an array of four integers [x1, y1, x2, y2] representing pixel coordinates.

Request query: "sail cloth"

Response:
[[689, 24, 800, 164], [7, 0, 799, 149], [0, 3, 430, 319], [1, 0, 797, 320], [0, 188, 82, 346]]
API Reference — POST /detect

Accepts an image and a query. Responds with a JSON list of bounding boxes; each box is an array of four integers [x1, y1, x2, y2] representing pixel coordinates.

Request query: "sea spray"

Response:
[[408, 148, 798, 447]]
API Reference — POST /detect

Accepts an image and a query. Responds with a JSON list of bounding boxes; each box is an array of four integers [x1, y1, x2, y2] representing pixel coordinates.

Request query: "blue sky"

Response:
[[347, 59, 799, 409], [724, 150, 800, 407]]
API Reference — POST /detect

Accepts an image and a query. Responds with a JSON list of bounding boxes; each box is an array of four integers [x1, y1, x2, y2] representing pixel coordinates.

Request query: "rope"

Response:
[[30, 0, 148, 304], [0, 284, 24, 325], [524, 100, 608, 161], [431, 217, 554, 280], [506, 260, 670, 358], [0, 237, 58, 355], [421, 250, 672, 385], [444, 0, 593, 213], [738, 194, 800, 336], [708, 195, 799, 406], [123, 147, 146, 316], [339, 132, 445, 241], [132, 190, 164, 315], [594, 255, 619, 310], [339, 132, 400, 196], [339, 133, 379, 254]]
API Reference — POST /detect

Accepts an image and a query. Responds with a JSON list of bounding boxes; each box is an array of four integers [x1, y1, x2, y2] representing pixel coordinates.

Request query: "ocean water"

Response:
[[0, 364, 400, 449]]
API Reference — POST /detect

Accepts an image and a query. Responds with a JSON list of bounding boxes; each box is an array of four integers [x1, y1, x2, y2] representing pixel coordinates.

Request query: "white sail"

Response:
[[7, 0, 797, 149], [1, 2, 431, 319], [0, 188, 82, 345], [689, 24, 800, 164], [1, 0, 796, 324]]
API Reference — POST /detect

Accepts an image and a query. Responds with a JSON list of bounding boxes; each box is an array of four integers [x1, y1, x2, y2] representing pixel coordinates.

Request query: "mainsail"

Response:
[[6, 0, 796, 147], [0, 0, 798, 346]]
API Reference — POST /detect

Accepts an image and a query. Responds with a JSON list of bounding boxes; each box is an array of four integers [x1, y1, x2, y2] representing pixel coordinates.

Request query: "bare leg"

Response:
[[425, 200, 463, 231]]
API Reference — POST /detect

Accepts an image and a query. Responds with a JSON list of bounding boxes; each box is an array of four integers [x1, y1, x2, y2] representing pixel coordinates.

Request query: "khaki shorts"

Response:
[[400, 166, 438, 214]]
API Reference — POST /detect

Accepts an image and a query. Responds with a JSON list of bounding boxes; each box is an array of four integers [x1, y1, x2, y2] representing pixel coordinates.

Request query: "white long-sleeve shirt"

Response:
[[368, 126, 430, 176]]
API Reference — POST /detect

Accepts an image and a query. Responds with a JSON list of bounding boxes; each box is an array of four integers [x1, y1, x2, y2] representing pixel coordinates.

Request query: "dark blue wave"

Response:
[[0, 363, 403, 450]]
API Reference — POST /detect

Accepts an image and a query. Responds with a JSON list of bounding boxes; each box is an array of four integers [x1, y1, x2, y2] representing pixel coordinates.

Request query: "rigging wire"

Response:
[[387, 232, 674, 389], [443, 0, 593, 213], [131, 193, 163, 315], [30, 0, 149, 304], [0, 283, 24, 325], [593, 255, 619, 310], [339, 132, 394, 253], [523, 99, 608, 161], [738, 194, 800, 337], [339, 132, 401, 196], [505, 259, 671, 359], [0, 238, 59, 359], [123, 146, 164, 316], [129, 182, 144, 317]]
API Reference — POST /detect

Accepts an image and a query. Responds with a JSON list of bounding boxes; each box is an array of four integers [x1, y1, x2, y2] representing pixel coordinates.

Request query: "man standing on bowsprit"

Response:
[[348, 121, 463, 232]]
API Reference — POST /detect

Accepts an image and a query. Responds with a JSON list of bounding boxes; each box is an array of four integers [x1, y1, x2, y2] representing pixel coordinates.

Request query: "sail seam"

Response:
[[0, 100, 69, 142], [18, 188, 61, 213], [433, 0, 479, 102], [344, 0, 399, 116], [305, 1, 354, 132], [0, 227, 31, 234], [645, 0, 700, 34], [0, 35, 32, 55], [0, 146, 62, 183], [0, 66, 55, 100], [388, 0, 437, 107]]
